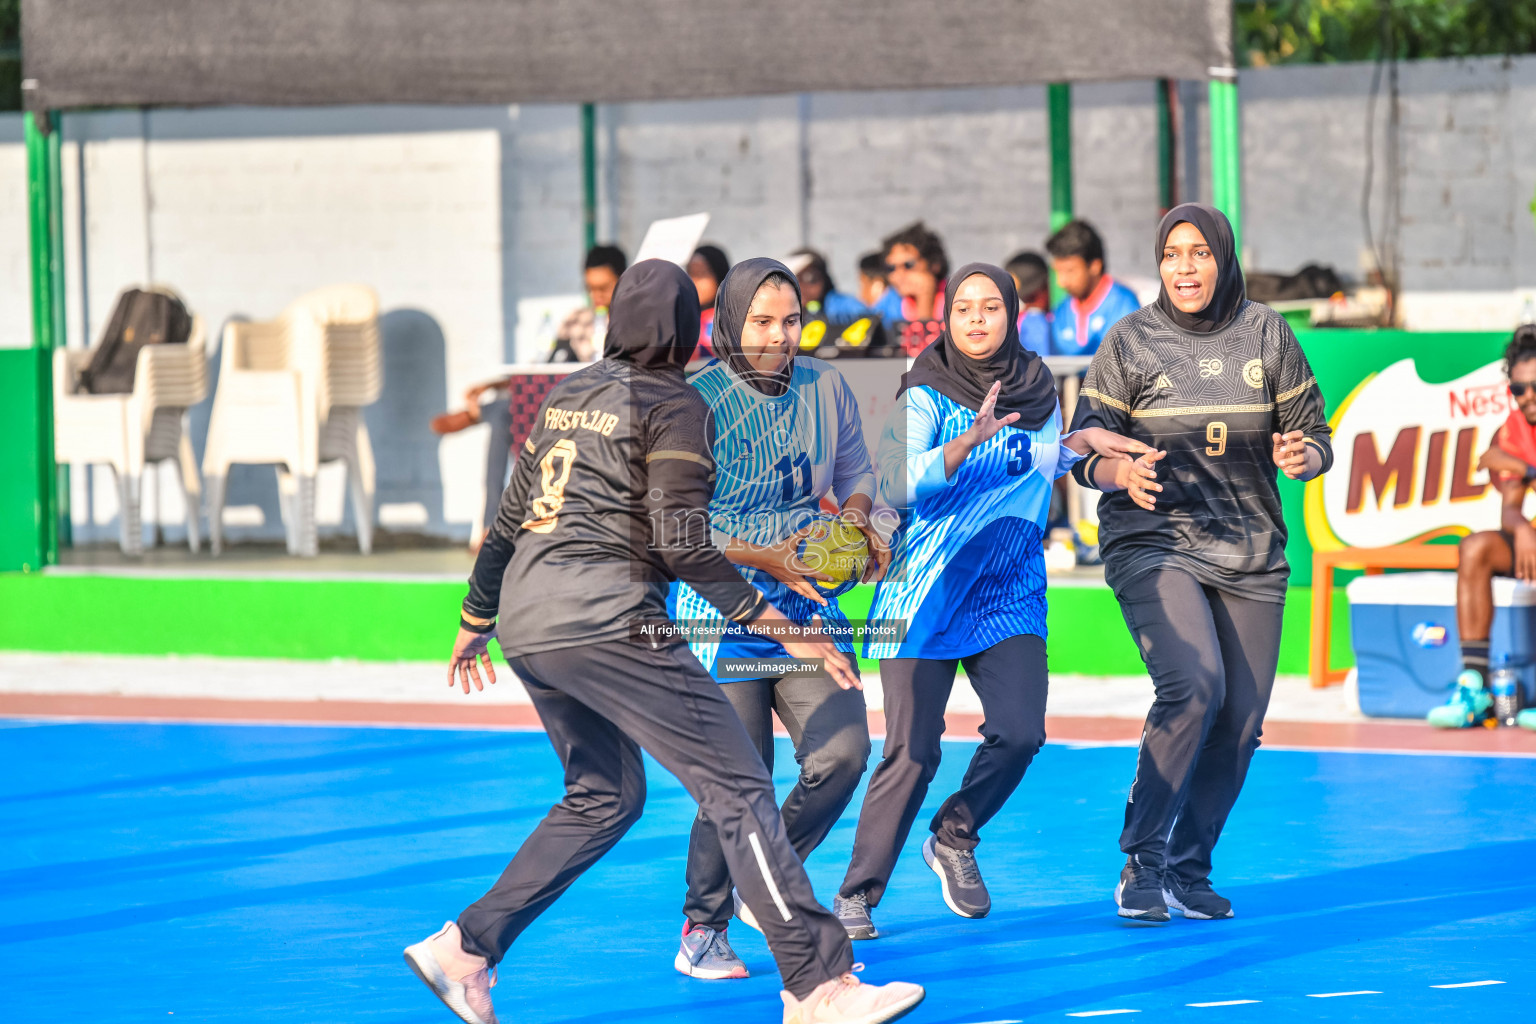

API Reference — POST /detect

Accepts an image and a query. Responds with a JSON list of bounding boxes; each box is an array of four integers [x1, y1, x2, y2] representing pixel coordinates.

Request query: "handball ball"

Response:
[[796, 513, 870, 599]]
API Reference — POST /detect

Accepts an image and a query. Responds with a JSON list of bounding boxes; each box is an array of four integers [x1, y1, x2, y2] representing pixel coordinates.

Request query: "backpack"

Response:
[[77, 288, 193, 394], [1246, 264, 1345, 305]]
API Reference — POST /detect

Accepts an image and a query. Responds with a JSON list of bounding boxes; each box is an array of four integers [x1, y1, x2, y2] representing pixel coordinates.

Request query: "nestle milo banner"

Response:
[[1285, 329, 1512, 585]]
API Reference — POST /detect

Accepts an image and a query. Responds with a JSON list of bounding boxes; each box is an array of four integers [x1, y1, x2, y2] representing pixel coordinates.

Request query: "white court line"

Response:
[[962, 1020, 1024, 1023], [1187, 1001, 1260, 1007], [1431, 980, 1505, 989], [1066, 1012, 1140, 1018], [1307, 991, 1381, 998]]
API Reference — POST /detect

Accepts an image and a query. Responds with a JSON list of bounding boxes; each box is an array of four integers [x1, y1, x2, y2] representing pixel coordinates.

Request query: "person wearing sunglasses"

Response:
[[872, 221, 948, 325], [1432, 324, 1536, 731]]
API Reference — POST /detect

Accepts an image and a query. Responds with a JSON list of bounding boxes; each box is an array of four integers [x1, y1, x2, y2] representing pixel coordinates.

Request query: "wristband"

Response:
[[1072, 452, 1105, 491], [1523, 464, 1536, 485], [460, 616, 496, 635]]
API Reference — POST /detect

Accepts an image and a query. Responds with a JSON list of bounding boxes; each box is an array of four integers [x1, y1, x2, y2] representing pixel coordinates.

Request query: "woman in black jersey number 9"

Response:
[[1069, 204, 1333, 923]]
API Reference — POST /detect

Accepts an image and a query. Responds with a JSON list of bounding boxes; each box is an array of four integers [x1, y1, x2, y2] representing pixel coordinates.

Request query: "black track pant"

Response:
[[841, 633, 1048, 907], [455, 640, 854, 999], [683, 673, 871, 931], [1116, 569, 1284, 883]]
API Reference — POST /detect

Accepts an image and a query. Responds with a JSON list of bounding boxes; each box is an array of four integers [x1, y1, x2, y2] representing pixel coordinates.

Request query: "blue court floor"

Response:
[[2, 719, 1533, 1023]]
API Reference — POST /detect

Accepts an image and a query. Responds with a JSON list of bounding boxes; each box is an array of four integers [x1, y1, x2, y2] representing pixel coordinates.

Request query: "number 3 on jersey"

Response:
[[1005, 434, 1028, 476], [523, 439, 577, 533]]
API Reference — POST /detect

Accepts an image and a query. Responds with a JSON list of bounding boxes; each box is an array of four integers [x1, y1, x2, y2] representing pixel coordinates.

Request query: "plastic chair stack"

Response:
[[53, 287, 209, 556], [202, 285, 383, 557]]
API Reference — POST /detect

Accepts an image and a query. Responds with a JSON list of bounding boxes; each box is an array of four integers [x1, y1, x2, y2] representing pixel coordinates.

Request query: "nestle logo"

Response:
[[1449, 383, 1512, 420]]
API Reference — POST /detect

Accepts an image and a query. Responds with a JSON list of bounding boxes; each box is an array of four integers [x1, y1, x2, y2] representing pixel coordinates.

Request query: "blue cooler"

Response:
[[1347, 572, 1536, 718]]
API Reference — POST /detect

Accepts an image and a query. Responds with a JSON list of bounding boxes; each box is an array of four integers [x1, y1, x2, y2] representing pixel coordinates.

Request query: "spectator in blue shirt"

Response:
[[1045, 220, 1141, 357], [788, 248, 871, 321], [1006, 250, 1053, 357], [857, 251, 889, 311]]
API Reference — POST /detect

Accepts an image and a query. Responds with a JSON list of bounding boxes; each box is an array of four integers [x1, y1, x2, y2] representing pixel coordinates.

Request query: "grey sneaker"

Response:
[[1163, 875, 1234, 920], [403, 921, 499, 1024], [922, 835, 990, 919], [832, 892, 878, 940], [1115, 855, 1169, 922], [674, 922, 749, 980]]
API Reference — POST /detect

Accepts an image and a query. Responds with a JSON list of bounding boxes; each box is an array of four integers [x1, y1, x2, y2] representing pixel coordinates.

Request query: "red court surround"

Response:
[[4, 693, 1536, 754]]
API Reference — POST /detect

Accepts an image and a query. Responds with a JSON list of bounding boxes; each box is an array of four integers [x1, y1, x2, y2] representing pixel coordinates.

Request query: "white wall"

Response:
[[5, 54, 1531, 543]]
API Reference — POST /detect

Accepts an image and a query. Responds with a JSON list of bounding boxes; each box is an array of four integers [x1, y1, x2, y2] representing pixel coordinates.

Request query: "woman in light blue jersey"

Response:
[[833, 264, 1145, 939], [669, 257, 889, 981]]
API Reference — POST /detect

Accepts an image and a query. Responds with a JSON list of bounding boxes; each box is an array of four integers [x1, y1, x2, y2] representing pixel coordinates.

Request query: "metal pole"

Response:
[[48, 117, 71, 548], [1156, 79, 1177, 215], [580, 102, 597, 253], [1209, 72, 1242, 256], [25, 110, 60, 566]]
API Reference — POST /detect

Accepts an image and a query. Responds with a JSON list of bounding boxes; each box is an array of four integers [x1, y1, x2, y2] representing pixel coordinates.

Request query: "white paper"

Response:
[[633, 212, 711, 267]]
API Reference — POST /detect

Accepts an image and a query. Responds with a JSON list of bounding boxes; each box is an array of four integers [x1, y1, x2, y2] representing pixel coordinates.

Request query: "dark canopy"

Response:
[[23, 0, 1233, 112]]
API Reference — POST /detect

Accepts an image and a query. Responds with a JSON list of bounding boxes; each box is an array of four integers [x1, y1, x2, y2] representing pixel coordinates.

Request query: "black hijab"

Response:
[[1154, 203, 1246, 334], [602, 259, 701, 372], [898, 262, 1059, 430], [712, 257, 802, 397]]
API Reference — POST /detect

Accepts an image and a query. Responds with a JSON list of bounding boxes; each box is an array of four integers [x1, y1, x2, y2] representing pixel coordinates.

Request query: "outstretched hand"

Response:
[[779, 616, 862, 691], [963, 381, 1021, 448], [448, 626, 498, 694]]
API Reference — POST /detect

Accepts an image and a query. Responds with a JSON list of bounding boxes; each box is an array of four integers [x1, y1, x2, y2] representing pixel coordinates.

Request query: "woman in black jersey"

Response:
[[1069, 204, 1332, 923]]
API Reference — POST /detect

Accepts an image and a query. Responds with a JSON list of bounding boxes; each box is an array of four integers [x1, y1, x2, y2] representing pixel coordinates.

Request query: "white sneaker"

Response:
[[781, 969, 925, 1024], [404, 921, 498, 1024]]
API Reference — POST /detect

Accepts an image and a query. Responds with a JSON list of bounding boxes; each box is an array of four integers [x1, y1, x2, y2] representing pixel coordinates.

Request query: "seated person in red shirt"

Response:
[[689, 243, 731, 355], [1439, 324, 1536, 730], [432, 244, 627, 548]]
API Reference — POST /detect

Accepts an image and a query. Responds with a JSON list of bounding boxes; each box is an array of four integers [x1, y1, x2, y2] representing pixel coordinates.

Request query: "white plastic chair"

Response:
[[53, 289, 208, 556], [202, 285, 382, 557]]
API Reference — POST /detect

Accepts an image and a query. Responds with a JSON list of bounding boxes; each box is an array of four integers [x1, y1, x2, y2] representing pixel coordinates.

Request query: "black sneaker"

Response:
[[832, 892, 879, 940], [1115, 855, 1169, 922], [922, 835, 990, 918], [1163, 875, 1234, 920]]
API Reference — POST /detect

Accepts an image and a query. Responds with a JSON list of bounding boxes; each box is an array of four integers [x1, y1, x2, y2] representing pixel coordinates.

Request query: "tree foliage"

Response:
[[1237, 0, 1536, 66]]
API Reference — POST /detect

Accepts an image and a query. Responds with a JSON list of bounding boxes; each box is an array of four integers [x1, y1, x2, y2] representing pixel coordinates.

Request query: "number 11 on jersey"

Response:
[[775, 452, 812, 501]]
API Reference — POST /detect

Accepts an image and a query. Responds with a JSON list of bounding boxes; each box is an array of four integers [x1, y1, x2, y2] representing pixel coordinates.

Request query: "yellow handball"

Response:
[[796, 513, 871, 599]]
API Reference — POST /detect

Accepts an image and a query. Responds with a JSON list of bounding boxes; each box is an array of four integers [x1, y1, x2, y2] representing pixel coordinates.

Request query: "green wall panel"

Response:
[[0, 574, 1350, 678]]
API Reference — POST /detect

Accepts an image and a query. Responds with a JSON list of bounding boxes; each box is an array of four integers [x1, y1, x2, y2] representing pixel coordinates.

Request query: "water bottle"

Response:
[[591, 307, 608, 359], [1491, 656, 1523, 728]]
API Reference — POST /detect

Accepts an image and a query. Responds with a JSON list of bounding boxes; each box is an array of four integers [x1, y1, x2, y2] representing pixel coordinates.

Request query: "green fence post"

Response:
[[1047, 82, 1073, 305], [1209, 72, 1242, 256], [3, 110, 61, 571], [1048, 82, 1073, 232], [581, 103, 597, 253], [1156, 79, 1175, 214]]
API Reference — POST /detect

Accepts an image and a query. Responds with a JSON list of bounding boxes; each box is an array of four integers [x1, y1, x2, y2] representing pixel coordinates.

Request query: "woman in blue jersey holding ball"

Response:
[[833, 264, 1147, 939], [669, 257, 891, 981]]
